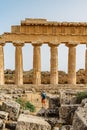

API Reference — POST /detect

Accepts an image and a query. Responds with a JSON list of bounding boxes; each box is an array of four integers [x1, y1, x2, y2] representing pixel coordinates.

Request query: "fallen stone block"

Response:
[[48, 95, 60, 108], [0, 111, 9, 120], [59, 90, 77, 105], [59, 104, 79, 125], [81, 98, 87, 106], [61, 125, 73, 130], [5, 121, 17, 130], [46, 118, 59, 128], [73, 106, 87, 130], [46, 107, 59, 117], [16, 114, 51, 130], [53, 127, 59, 130], [0, 119, 3, 130], [1, 100, 20, 121], [37, 107, 46, 116]]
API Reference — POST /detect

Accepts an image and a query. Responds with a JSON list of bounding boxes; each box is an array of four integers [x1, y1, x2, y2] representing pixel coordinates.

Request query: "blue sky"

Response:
[[0, 0, 87, 72]]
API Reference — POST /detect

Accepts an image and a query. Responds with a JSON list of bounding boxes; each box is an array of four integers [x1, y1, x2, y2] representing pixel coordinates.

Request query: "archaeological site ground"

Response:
[[0, 18, 87, 130]]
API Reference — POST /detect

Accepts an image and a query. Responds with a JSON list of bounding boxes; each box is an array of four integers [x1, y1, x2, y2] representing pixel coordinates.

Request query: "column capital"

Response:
[[86, 44, 87, 48], [48, 43, 60, 47], [13, 43, 24, 47], [66, 43, 78, 48], [32, 43, 42, 47], [0, 43, 5, 46]]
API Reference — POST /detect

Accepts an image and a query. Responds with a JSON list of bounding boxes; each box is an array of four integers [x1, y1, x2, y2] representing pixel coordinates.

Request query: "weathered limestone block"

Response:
[[81, 98, 87, 106], [46, 118, 59, 129], [16, 114, 51, 130], [59, 90, 70, 104], [37, 107, 46, 117], [0, 119, 3, 130], [0, 111, 9, 120], [59, 104, 79, 125], [5, 121, 17, 130], [46, 108, 59, 117], [44, 95, 60, 117], [1, 100, 20, 120], [22, 110, 30, 115], [72, 106, 87, 130], [61, 125, 73, 130], [53, 127, 59, 130], [48, 95, 60, 108], [59, 90, 77, 104]]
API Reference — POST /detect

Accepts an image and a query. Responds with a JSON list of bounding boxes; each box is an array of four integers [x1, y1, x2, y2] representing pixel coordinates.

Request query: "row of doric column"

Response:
[[0, 42, 86, 85]]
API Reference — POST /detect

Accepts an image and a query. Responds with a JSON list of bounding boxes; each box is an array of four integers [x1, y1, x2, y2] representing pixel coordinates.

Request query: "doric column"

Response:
[[49, 44, 58, 84], [13, 43, 24, 85], [67, 44, 77, 84], [85, 44, 87, 83], [0, 43, 5, 85], [32, 44, 41, 85]]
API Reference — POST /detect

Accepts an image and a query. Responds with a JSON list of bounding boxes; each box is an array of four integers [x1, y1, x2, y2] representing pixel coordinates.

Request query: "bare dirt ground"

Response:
[[24, 92, 49, 114]]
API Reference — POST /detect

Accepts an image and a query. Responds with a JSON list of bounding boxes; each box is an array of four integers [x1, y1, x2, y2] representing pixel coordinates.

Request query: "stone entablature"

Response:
[[0, 18, 87, 86], [1, 18, 87, 44]]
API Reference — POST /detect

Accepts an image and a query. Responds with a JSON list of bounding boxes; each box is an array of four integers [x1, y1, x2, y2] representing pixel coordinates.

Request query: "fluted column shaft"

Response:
[[0, 43, 5, 85], [50, 45, 58, 84], [68, 45, 76, 84], [85, 44, 87, 83], [13, 43, 24, 85], [33, 44, 41, 85]]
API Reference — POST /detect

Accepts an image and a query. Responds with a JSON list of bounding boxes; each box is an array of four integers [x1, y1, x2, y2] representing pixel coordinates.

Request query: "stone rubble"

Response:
[[0, 111, 9, 120], [0, 119, 3, 129], [0, 88, 86, 130], [1, 100, 20, 121], [59, 104, 79, 125], [16, 114, 51, 130], [72, 102, 87, 130]]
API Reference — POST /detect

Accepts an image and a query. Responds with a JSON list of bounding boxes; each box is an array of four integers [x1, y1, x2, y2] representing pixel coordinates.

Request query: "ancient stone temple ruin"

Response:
[[0, 18, 87, 86]]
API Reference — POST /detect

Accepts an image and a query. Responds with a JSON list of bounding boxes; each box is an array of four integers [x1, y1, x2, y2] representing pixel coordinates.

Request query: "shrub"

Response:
[[76, 92, 87, 104], [16, 98, 36, 112], [25, 101, 36, 112]]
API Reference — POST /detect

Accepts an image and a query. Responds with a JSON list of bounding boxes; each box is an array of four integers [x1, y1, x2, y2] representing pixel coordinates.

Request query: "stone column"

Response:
[[13, 43, 24, 85], [33, 44, 41, 85], [67, 44, 77, 84], [0, 43, 5, 85], [85, 44, 87, 83], [49, 44, 58, 84]]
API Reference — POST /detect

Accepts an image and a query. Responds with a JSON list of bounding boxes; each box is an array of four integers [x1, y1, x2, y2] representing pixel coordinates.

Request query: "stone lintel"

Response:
[[2, 32, 87, 44]]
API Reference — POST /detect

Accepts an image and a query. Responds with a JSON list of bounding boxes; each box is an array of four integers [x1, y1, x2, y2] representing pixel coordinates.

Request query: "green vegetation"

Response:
[[76, 92, 87, 104], [16, 98, 36, 112]]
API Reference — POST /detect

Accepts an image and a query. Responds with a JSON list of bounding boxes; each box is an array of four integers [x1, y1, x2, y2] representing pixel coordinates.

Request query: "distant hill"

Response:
[[4, 69, 85, 84]]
